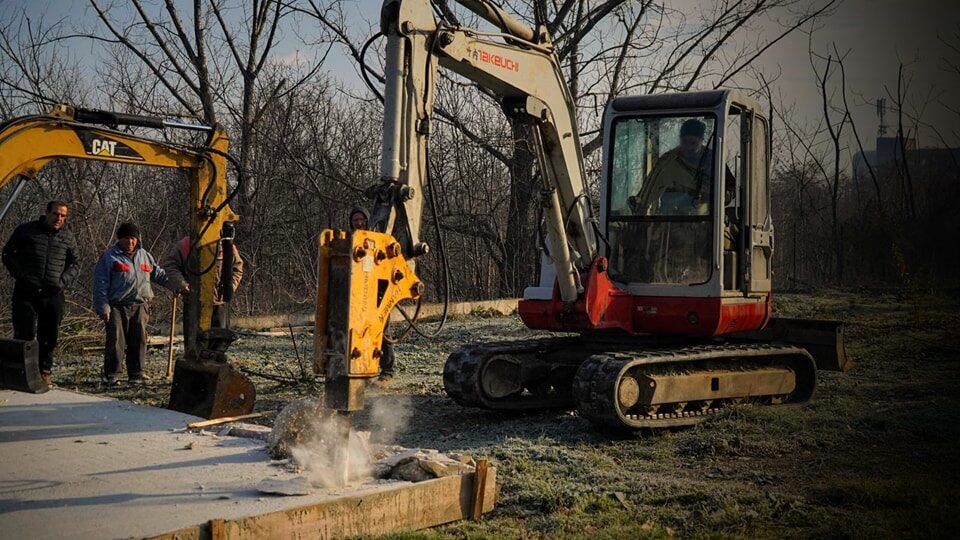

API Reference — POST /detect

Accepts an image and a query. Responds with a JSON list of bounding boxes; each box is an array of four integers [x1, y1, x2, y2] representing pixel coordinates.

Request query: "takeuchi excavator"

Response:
[[314, 0, 851, 430], [0, 104, 255, 419]]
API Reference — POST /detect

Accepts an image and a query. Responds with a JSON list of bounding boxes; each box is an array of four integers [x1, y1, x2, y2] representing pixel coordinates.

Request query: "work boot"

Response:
[[102, 374, 121, 386], [40, 372, 53, 387], [372, 373, 394, 387], [128, 373, 152, 385]]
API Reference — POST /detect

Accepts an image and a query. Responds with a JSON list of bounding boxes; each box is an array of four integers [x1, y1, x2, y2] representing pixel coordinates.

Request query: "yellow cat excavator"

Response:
[[0, 103, 254, 419]]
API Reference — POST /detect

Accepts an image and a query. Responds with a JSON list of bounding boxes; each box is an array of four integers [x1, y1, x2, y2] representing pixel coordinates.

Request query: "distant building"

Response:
[[853, 135, 959, 186], [854, 99, 959, 185]]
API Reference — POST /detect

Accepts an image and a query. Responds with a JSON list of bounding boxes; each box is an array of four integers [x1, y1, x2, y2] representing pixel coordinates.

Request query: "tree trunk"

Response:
[[500, 123, 539, 297]]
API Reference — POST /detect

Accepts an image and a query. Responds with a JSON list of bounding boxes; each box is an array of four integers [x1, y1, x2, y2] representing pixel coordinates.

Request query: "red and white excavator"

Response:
[[315, 0, 852, 430]]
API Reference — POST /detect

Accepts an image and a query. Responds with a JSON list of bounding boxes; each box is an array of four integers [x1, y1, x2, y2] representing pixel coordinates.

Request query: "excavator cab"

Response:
[[521, 90, 775, 337], [599, 90, 774, 333]]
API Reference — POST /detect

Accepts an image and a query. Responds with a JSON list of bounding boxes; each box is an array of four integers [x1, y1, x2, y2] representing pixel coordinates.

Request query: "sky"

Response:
[[755, 0, 960, 150], [4, 0, 959, 153]]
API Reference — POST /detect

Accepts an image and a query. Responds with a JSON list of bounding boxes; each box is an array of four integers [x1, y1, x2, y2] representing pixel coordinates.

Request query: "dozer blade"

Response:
[[0, 339, 48, 393], [733, 317, 852, 372], [167, 359, 255, 419]]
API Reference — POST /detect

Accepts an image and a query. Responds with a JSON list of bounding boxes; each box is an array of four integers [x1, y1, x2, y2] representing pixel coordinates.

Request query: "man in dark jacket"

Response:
[[2, 201, 80, 385]]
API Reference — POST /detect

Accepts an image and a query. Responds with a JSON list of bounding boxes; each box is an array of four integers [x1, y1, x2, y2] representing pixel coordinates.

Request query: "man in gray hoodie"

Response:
[[93, 222, 187, 384]]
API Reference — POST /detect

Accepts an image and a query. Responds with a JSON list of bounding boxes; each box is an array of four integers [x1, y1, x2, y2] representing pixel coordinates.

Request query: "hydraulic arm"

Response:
[[316, 0, 603, 414]]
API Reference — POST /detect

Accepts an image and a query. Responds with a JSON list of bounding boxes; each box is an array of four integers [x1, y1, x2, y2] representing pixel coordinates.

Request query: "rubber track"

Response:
[[572, 344, 816, 429], [443, 337, 584, 410]]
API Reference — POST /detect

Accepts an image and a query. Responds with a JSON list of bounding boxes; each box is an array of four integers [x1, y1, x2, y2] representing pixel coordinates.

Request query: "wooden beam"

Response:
[[230, 299, 520, 331], [145, 468, 496, 540], [186, 411, 273, 429], [471, 459, 490, 520]]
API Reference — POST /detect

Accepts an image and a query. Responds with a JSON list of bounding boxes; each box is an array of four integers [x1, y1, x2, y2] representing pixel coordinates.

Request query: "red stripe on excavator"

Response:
[[518, 258, 771, 336]]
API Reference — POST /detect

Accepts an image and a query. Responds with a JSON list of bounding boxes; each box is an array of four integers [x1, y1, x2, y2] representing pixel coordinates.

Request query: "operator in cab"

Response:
[[630, 118, 713, 216]]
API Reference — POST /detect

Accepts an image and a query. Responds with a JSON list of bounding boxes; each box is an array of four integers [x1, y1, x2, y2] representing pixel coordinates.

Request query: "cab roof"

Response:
[[609, 89, 765, 118]]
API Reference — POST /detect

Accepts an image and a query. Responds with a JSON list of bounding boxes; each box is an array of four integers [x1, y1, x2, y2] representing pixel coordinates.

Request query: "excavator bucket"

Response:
[[167, 359, 255, 419], [734, 317, 853, 372], [0, 339, 48, 393], [167, 329, 255, 419]]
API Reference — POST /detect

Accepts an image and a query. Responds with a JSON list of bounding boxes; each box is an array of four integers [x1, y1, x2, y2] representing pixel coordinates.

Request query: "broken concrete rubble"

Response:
[[374, 448, 476, 482], [268, 397, 332, 459], [267, 398, 477, 487]]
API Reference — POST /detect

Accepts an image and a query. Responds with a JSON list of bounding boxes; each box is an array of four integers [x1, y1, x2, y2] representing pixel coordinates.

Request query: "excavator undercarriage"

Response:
[[444, 318, 845, 429]]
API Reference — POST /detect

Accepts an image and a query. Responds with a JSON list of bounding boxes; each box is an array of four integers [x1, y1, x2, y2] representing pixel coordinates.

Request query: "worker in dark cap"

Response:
[[93, 222, 187, 385], [349, 207, 369, 231], [631, 118, 714, 216], [348, 206, 396, 386]]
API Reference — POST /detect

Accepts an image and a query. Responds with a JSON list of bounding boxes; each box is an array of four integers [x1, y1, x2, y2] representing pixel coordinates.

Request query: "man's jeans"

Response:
[[12, 283, 65, 374], [104, 303, 149, 378]]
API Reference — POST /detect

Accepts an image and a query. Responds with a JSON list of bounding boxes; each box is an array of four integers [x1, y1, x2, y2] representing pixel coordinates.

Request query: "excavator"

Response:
[[0, 103, 255, 419], [314, 0, 851, 431]]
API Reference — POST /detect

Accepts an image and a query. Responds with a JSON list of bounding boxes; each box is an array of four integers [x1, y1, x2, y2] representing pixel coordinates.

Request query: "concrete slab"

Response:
[[0, 389, 408, 539]]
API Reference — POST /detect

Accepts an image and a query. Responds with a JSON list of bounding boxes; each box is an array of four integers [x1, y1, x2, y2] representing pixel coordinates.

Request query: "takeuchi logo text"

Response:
[[475, 49, 519, 72]]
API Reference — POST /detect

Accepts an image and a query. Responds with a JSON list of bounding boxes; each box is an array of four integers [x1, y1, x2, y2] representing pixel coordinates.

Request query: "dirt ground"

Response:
[[52, 292, 960, 539]]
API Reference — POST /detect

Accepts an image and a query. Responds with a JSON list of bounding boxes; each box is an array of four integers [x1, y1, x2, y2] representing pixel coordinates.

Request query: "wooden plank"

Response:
[[186, 411, 273, 429], [144, 527, 202, 540], [145, 469, 496, 540], [231, 299, 520, 331], [150, 468, 496, 540], [210, 518, 226, 540], [471, 459, 490, 520], [83, 335, 181, 352]]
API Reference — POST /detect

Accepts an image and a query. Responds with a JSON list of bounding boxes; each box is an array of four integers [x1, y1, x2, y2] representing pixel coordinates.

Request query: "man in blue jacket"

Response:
[[2, 201, 79, 386], [93, 222, 187, 384]]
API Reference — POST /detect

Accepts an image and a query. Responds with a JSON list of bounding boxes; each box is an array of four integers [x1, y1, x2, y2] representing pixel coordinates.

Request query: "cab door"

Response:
[[744, 114, 773, 293]]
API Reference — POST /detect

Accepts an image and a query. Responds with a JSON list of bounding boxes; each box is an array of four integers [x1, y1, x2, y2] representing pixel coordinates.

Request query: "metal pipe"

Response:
[[162, 120, 214, 132], [541, 188, 578, 302], [166, 295, 178, 380], [379, 23, 406, 182], [0, 176, 28, 224], [456, 0, 536, 42]]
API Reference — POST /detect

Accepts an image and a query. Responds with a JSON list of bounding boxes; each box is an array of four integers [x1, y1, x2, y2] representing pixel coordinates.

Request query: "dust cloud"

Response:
[[271, 396, 415, 488]]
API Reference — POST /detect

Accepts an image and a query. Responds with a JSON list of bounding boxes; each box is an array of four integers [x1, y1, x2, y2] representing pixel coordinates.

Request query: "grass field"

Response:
[[54, 291, 960, 538]]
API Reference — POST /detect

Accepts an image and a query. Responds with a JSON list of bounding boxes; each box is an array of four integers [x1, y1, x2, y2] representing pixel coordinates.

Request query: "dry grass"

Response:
[[52, 291, 960, 538]]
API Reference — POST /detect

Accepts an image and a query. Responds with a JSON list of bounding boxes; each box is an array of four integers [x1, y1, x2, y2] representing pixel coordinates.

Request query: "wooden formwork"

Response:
[[147, 467, 496, 540]]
